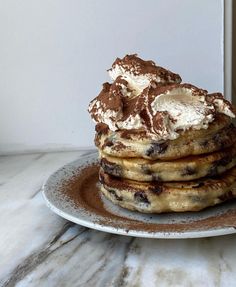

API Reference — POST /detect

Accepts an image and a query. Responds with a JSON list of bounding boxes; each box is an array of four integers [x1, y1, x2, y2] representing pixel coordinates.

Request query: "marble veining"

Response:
[[1, 151, 236, 287]]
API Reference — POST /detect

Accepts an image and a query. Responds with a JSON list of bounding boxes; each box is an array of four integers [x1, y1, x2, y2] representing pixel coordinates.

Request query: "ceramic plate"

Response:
[[42, 152, 236, 239]]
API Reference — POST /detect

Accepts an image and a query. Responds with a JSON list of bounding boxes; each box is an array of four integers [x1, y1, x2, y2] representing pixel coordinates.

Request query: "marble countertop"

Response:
[[1, 150, 236, 287]]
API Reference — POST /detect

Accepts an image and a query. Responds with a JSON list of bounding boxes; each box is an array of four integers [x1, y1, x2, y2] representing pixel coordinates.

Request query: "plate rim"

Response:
[[42, 153, 236, 239]]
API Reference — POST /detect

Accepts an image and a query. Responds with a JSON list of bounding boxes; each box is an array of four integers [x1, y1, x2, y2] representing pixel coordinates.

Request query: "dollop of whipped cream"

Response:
[[88, 54, 235, 141], [108, 54, 182, 97]]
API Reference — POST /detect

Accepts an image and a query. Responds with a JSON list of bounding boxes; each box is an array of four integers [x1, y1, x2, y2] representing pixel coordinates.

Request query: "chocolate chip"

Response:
[[146, 142, 168, 157], [200, 140, 208, 148], [141, 166, 162, 181], [134, 191, 150, 204], [108, 189, 123, 201], [141, 165, 152, 175], [207, 166, 218, 178], [100, 159, 122, 177], [151, 174, 162, 182], [214, 156, 232, 167], [105, 140, 114, 147], [181, 166, 196, 176], [207, 155, 232, 177], [213, 133, 221, 143], [149, 185, 163, 194], [212, 133, 225, 149], [218, 190, 233, 202]]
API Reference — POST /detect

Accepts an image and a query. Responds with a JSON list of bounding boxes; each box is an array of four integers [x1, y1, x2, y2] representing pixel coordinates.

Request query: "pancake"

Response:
[[96, 115, 235, 160], [99, 167, 236, 213], [99, 144, 236, 182]]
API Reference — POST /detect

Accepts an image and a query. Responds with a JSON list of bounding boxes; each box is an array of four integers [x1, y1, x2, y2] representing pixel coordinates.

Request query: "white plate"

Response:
[[42, 152, 236, 239]]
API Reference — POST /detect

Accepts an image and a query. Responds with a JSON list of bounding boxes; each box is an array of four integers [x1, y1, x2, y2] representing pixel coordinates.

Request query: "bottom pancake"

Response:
[[99, 167, 236, 213]]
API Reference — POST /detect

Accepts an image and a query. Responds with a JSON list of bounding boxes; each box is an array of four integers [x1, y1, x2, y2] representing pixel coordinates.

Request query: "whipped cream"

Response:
[[89, 55, 235, 141], [211, 97, 235, 118], [108, 54, 181, 97], [109, 64, 160, 96], [88, 82, 123, 131], [150, 87, 214, 139], [117, 114, 143, 130]]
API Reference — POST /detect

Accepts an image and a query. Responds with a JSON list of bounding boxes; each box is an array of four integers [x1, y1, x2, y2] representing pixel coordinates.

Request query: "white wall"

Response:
[[0, 0, 224, 153]]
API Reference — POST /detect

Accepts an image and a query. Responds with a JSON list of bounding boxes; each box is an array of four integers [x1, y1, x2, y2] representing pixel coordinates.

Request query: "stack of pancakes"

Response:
[[89, 55, 236, 213]]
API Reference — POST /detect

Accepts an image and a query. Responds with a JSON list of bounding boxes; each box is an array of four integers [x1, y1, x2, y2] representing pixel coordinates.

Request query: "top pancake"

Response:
[[95, 114, 236, 160]]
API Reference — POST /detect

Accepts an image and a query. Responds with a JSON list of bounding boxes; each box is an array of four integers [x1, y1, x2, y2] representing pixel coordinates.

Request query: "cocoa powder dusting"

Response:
[[62, 164, 236, 233], [111, 54, 182, 82]]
